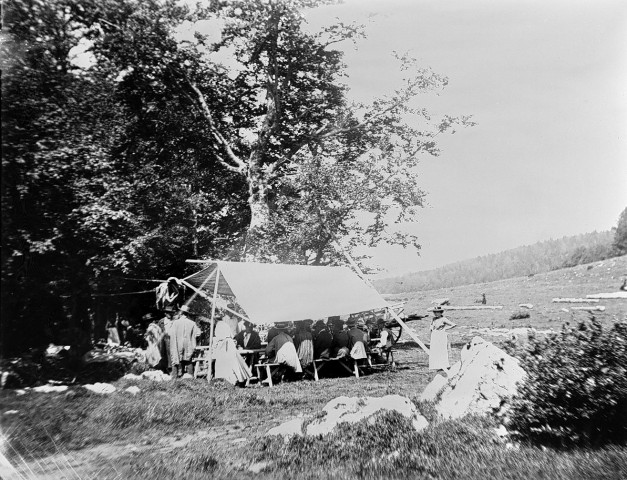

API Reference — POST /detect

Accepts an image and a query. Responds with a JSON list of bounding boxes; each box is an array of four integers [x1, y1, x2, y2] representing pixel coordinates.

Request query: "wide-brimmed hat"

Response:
[[346, 318, 357, 327], [432, 306, 444, 314]]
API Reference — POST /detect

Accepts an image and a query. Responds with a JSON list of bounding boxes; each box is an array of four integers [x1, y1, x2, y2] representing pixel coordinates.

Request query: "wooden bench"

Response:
[[254, 362, 281, 387], [312, 356, 365, 380]]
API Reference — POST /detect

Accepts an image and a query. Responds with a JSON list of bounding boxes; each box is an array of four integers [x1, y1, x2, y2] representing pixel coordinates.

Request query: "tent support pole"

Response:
[[207, 266, 221, 383], [331, 240, 430, 356], [179, 280, 251, 324]]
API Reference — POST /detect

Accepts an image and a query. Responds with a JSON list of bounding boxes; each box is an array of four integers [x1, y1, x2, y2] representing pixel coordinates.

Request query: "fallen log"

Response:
[[552, 298, 599, 303], [427, 305, 503, 311], [572, 306, 606, 312], [586, 292, 627, 299]]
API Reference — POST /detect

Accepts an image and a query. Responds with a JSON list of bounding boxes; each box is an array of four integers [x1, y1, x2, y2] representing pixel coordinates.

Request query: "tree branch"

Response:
[[186, 80, 247, 173]]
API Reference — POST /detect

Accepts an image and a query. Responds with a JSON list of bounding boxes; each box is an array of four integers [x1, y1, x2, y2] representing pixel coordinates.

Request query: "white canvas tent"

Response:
[[179, 260, 429, 382], [183, 260, 390, 325]]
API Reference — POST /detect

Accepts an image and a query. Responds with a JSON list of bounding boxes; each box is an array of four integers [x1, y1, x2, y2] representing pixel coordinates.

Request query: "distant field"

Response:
[[388, 255, 627, 363]]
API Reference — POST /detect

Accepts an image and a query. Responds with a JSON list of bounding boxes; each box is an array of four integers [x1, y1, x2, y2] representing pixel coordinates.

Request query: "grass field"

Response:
[[2, 256, 626, 479]]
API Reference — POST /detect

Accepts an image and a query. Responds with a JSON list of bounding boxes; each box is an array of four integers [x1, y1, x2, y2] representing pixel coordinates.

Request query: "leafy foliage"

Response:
[[613, 207, 627, 255], [376, 230, 616, 293], [509, 318, 627, 447]]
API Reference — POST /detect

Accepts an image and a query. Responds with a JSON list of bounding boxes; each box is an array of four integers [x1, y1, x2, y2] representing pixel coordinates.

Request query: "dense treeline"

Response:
[[375, 230, 621, 294], [2, 0, 467, 357]]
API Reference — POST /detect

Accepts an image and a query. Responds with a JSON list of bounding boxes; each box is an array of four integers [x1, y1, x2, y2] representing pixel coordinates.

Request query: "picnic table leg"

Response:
[[266, 365, 273, 387]]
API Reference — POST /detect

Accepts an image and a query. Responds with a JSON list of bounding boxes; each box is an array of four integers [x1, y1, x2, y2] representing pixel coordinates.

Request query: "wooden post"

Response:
[[207, 265, 221, 383]]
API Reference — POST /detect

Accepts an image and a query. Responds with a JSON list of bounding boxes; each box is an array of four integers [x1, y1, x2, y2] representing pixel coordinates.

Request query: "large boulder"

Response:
[[421, 337, 526, 420], [267, 395, 428, 439]]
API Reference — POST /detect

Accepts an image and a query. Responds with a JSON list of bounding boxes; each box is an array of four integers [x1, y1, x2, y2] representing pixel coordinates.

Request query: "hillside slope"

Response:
[[386, 255, 627, 354], [375, 230, 615, 294]]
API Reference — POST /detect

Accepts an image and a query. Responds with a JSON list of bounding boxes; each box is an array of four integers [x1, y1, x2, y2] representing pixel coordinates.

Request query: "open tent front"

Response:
[[182, 261, 391, 325]]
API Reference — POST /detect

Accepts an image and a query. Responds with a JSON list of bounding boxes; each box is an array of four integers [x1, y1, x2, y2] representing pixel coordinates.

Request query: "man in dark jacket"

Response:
[[235, 321, 262, 350], [313, 320, 333, 359]]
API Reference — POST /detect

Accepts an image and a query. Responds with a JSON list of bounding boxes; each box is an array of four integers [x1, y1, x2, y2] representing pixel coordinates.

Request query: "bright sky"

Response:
[[305, 0, 627, 277]]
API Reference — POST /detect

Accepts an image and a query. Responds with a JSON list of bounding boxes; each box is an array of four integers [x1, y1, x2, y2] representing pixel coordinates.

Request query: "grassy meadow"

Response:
[[1, 256, 626, 479]]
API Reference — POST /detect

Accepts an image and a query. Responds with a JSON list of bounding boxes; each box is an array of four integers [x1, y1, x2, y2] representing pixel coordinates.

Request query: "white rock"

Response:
[[141, 370, 170, 381], [518, 304, 533, 309], [424, 337, 526, 420], [84, 383, 116, 394], [306, 395, 428, 436], [266, 418, 304, 438], [122, 373, 143, 381], [494, 424, 508, 437], [3, 410, 19, 415], [181, 373, 193, 379], [419, 373, 448, 402], [249, 461, 270, 473], [33, 385, 68, 393], [125, 386, 140, 395]]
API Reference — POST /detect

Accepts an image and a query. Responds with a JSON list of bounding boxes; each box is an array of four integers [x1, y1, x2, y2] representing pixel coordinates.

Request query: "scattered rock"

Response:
[[248, 461, 271, 474], [518, 304, 533, 309], [181, 373, 193, 379], [125, 386, 141, 395], [141, 370, 170, 382], [422, 337, 526, 420], [560, 308, 569, 313], [123, 373, 143, 381], [3, 410, 19, 415], [84, 382, 116, 394], [32, 385, 68, 393], [266, 418, 304, 438]]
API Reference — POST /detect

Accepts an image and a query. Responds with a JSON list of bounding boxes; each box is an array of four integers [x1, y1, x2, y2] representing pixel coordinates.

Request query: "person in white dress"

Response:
[[212, 316, 252, 385], [429, 306, 456, 372]]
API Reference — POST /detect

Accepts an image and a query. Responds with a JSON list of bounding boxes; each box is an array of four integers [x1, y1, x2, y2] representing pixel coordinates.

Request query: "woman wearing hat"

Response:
[[429, 307, 456, 372], [265, 322, 302, 379]]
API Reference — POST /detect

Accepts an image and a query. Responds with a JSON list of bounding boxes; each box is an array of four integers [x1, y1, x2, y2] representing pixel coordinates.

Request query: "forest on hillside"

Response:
[[374, 230, 621, 294]]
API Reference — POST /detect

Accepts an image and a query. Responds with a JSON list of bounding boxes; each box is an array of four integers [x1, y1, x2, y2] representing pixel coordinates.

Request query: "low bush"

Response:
[[509, 310, 530, 320], [509, 318, 627, 447]]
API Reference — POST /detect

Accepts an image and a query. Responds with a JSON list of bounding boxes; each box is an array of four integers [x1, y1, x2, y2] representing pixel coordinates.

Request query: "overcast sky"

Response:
[[304, 0, 627, 277]]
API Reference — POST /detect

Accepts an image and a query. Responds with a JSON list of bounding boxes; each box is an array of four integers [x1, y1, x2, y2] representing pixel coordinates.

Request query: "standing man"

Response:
[[169, 305, 201, 379]]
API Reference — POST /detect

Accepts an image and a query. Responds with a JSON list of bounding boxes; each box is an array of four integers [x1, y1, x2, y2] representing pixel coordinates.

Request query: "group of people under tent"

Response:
[[138, 301, 402, 385], [137, 299, 457, 385], [211, 311, 403, 386]]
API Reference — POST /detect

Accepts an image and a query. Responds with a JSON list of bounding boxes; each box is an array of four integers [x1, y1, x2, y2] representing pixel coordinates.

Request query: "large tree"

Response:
[[93, 0, 471, 263]]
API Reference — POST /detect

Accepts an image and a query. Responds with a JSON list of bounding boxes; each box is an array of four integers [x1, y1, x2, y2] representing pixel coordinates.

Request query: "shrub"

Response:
[[509, 310, 531, 320], [509, 318, 627, 447]]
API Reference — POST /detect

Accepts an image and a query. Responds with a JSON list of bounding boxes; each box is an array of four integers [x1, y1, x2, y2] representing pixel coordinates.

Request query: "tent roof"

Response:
[[184, 261, 390, 325]]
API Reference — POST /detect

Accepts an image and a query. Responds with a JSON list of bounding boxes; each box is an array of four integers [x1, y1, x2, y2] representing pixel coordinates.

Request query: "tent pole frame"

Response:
[[179, 279, 251, 324], [206, 265, 221, 383], [331, 240, 430, 356]]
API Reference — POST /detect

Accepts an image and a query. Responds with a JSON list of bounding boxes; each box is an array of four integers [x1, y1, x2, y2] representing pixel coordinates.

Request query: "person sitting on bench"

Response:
[[313, 320, 333, 359], [264, 322, 302, 382], [374, 318, 396, 365], [347, 317, 368, 360]]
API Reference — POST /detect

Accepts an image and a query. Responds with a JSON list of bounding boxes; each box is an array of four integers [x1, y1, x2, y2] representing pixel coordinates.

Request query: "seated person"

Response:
[[346, 317, 368, 360], [293, 320, 314, 368], [235, 321, 262, 350], [313, 320, 333, 359], [373, 318, 396, 364], [266, 324, 281, 344], [331, 320, 350, 358], [265, 322, 302, 381], [235, 321, 262, 366]]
